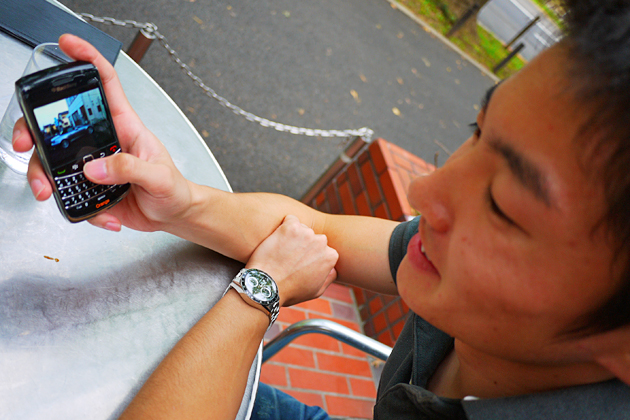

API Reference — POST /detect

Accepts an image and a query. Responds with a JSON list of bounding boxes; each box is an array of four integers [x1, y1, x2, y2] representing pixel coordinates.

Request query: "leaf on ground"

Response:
[[283, 10, 291, 17], [359, 74, 367, 83], [392, 107, 401, 116], [201, 129, 210, 138], [422, 57, 431, 67], [350, 89, 361, 103], [193, 16, 203, 25], [397, 32, 404, 39], [298, 108, 305, 115], [397, 77, 404, 85]]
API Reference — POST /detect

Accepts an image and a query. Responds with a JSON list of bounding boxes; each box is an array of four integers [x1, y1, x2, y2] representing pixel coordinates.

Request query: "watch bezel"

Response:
[[238, 268, 279, 305]]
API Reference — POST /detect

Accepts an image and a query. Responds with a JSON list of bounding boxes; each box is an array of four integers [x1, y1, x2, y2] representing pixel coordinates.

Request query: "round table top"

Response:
[[0, 26, 259, 420]]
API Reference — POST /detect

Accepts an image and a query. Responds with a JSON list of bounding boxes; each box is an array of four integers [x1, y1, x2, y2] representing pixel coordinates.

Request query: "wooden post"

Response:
[[505, 15, 540, 49], [126, 29, 155, 64]]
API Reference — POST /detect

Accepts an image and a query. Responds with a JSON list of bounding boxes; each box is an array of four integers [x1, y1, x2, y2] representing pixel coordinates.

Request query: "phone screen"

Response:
[[32, 86, 118, 177]]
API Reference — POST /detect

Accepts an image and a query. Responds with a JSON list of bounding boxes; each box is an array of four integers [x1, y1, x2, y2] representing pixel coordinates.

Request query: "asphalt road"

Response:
[[59, 0, 496, 199]]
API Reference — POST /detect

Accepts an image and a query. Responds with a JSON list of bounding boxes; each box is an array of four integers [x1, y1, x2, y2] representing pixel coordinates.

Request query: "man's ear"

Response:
[[581, 326, 630, 386]]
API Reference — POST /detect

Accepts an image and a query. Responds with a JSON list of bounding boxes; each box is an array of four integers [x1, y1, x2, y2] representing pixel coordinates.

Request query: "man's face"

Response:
[[396, 45, 619, 365]]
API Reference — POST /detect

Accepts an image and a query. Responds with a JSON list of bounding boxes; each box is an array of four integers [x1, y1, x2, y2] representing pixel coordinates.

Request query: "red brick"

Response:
[[392, 150, 414, 173], [325, 183, 340, 214], [289, 368, 350, 394], [260, 363, 288, 387], [392, 318, 406, 340], [363, 321, 376, 338], [282, 389, 325, 408], [374, 202, 390, 220], [369, 140, 388, 174], [277, 307, 308, 324], [323, 283, 354, 303], [337, 171, 348, 184], [293, 333, 341, 352], [357, 149, 370, 165], [385, 301, 404, 324], [355, 191, 372, 216], [338, 181, 356, 215], [270, 345, 316, 368], [296, 298, 333, 315], [315, 191, 326, 207], [317, 353, 373, 377], [347, 162, 363, 196], [372, 312, 388, 334], [359, 305, 370, 322], [397, 168, 413, 196], [368, 296, 383, 314], [360, 160, 382, 206], [326, 395, 374, 419], [379, 169, 406, 221], [353, 287, 366, 306], [350, 377, 378, 398], [378, 330, 395, 347]]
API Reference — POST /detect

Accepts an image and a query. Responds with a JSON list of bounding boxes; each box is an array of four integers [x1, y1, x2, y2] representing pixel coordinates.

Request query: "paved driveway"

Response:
[[62, 0, 497, 198]]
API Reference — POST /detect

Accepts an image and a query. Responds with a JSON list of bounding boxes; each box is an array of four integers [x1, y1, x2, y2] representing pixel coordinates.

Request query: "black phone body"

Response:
[[16, 61, 130, 223]]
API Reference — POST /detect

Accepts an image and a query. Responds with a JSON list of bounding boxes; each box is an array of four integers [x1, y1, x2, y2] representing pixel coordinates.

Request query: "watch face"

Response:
[[243, 270, 277, 303]]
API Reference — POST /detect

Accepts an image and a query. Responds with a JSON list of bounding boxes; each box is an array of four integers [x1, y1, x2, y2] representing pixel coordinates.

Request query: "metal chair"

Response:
[[262, 319, 392, 363]]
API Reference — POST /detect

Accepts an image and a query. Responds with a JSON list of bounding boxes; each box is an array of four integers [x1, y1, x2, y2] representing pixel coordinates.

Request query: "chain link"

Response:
[[80, 13, 374, 143]]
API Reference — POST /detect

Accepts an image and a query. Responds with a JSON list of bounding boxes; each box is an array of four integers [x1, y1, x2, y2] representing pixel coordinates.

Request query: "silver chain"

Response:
[[80, 13, 374, 143]]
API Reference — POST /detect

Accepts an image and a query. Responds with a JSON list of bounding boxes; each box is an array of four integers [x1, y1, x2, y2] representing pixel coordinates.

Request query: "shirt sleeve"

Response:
[[388, 216, 420, 285]]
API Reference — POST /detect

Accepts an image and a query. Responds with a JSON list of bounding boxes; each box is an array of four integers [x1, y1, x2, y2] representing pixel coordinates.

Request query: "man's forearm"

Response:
[[119, 290, 268, 420]]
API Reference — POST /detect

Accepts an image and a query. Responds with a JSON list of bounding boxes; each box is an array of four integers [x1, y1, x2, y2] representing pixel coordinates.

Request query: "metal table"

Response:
[[0, 21, 260, 420]]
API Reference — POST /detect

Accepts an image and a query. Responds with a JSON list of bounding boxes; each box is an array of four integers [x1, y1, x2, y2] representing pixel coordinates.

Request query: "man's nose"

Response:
[[406, 171, 452, 234]]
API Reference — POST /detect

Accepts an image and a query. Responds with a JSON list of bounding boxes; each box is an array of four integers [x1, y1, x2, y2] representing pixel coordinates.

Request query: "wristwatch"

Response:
[[225, 268, 280, 329]]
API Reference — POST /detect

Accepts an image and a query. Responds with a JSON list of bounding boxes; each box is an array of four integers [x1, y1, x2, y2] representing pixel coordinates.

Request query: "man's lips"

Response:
[[407, 233, 439, 275]]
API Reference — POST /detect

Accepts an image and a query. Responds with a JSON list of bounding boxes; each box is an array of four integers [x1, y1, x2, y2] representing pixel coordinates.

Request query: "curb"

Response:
[[386, 0, 501, 83]]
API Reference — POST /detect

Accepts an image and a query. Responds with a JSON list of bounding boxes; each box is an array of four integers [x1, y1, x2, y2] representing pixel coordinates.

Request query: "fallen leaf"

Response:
[[391, 2, 397, 9], [359, 74, 367, 83], [201, 129, 210, 138], [193, 15, 203, 25], [411, 68, 418, 74], [392, 107, 401, 116], [227, 5, 232, 10], [446, 67, 452, 72], [187, 106, 196, 113], [473, 104, 480, 110], [298, 108, 305, 115], [397, 32, 404, 39], [283, 10, 291, 17], [397, 77, 404, 85], [422, 57, 431, 67], [350, 89, 361, 103], [376, 24, 382, 29], [455, 79, 460, 84], [419, 104, 424, 109]]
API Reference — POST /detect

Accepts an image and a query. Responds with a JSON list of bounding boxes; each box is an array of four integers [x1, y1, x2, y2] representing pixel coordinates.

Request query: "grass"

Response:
[[530, 0, 565, 29], [398, 0, 526, 79]]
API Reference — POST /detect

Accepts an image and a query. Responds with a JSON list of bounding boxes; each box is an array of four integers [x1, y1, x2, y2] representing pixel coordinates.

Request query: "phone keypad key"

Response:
[[55, 170, 118, 210]]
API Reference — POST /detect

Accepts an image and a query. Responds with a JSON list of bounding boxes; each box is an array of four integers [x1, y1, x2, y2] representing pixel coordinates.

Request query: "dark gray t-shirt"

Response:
[[376, 217, 630, 420]]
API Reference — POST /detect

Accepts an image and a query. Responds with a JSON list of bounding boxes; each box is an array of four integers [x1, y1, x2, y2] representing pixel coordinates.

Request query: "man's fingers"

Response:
[[84, 152, 175, 198], [12, 118, 34, 153], [57, 34, 133, 121], [26, 152, 52, 201]]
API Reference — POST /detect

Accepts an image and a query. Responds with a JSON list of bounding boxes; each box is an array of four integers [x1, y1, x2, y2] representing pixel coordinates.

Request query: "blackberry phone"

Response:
[[15, 61, 130, 223]]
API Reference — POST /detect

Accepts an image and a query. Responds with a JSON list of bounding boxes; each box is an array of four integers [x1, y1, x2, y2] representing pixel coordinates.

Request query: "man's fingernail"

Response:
[[31, 179, 45, 199], [104, 222, 121, 232], [12, 129, 21, 146], [85, 160, 107, 180]]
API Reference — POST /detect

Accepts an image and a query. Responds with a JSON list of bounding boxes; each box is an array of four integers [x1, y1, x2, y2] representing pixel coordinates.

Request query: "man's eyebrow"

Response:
[[481, 83, 501, 113], [489, 139, 554, 208]]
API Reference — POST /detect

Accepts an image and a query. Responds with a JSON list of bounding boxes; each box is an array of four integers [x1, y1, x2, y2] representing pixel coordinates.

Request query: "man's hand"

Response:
[[246, 215, 339, 307], [12, 34, 193, 233]]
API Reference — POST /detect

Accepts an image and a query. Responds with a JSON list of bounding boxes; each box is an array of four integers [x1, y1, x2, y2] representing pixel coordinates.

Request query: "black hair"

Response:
[[562, 0, 630, 333]]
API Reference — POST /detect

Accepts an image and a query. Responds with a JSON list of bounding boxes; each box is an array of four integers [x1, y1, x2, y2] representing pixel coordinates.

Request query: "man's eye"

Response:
[[469, 122, 481, 138], [487, 186, 516, 226]]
